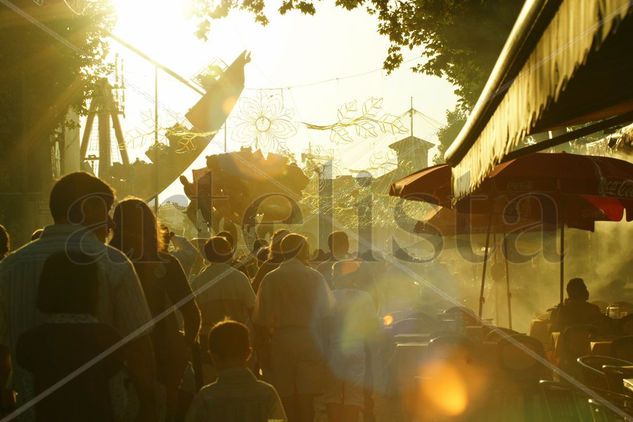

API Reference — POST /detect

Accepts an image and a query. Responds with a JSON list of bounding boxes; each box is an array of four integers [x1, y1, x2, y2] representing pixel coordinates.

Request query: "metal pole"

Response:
[[503, 236, 512, 329], [478, 212, 493, 318], [154, 65, 159, 213], [560, 224, 565, 304]]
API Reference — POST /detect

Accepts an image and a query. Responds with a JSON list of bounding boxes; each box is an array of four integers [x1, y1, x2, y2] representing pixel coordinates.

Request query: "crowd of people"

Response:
[[1, 171, 633, 421], [0, 172, 389, 422]]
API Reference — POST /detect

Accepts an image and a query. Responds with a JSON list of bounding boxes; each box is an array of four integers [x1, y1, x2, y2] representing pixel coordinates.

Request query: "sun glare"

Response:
[[110, 0, 208, 72]]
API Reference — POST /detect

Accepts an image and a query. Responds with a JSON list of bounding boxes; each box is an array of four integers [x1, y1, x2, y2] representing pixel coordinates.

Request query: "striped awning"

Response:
[[445, 0, 633, 200]]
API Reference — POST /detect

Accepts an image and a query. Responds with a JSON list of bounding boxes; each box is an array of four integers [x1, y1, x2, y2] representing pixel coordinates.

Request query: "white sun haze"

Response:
[[108, 0, 458, 198]]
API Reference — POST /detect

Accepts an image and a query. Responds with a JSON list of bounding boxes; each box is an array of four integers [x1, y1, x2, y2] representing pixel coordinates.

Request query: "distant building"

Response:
[[373, 135, 434, 194]]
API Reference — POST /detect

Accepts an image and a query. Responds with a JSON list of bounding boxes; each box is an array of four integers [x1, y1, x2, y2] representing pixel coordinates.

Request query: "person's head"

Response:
[[311, 248, 328, 262], [49, 172, 115, 242], [158, 224, 173, 253], [281, 233, 309, 262], [207, 320, 251, 368], [256, 247, 269, 265], [110, 197, 162, 261], [38, 251, 99, 315], [31, 228, 43, 241], [268, 229, 290, 260], [216, 230, 235, 250], [567, 277, 589, 301], [204, 236, 234, 263], [328, 231, 349, 259], [252, 238, 268, 254], [0, 224, 9, 260]]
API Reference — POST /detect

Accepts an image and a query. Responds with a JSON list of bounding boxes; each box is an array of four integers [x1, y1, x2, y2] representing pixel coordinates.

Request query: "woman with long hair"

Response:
[[110, 198, 201, 421]]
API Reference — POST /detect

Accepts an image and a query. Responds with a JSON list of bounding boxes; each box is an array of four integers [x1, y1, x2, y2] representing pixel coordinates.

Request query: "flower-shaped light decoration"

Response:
[[232, 92, 297, 153]]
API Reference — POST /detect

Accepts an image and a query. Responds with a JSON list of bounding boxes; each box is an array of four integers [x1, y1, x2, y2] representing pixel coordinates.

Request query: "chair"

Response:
[[485, 326, 520, 343], [559, 325, 594, 378], [587, 390, 633, 421], [391, 317, 443, 336], [441, 306, 479, 326], [619, 315, 633, 336], [576, 355, 633, 392], [612, 336, 633, 362], [539, 380, 591, 421], [497, 334, 550, 384]]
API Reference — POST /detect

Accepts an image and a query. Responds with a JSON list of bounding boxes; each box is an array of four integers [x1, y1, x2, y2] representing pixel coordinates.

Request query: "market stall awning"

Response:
[[445, 0, 633, 200]]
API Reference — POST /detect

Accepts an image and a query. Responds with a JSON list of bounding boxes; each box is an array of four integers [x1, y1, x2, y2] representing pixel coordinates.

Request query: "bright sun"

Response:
[[110, 0, 209, 73]]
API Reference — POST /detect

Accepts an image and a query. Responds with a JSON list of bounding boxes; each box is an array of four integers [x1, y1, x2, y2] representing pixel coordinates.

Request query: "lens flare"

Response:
[[419, 361, 468, 416]]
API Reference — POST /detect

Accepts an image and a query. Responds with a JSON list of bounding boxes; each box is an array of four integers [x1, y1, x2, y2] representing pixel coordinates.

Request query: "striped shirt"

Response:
[[191, 263, 256, 334], [186, 367, 286, 422], [0, 224, 152, 413]]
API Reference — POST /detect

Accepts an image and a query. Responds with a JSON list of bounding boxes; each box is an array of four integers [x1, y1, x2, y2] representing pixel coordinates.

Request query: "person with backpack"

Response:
[[16, 252, 128, 421], [110, 198, 201, 421]]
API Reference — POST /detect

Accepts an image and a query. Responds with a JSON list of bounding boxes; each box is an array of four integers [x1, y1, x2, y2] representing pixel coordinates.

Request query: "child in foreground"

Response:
[[186, 320, 286, 422]]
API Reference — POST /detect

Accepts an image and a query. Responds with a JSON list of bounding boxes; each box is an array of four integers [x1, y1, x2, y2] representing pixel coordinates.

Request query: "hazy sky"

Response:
[[107, 0, 458, 199]]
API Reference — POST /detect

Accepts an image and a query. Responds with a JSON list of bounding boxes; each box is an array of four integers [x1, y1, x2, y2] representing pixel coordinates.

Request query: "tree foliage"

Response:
[[193, 0, 523, 164], [0, 1, 114, 239], [193, 0, 523, 109], [434, 108, 467, 164]]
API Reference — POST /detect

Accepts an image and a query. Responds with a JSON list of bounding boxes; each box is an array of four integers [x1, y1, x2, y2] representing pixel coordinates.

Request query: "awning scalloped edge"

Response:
[[452, 0, 633, 201]]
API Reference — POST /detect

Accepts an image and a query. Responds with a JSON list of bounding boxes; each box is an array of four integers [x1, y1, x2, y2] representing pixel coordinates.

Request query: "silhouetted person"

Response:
[[551, 278, 607, 332], [216, 230, 236, 251], [191, 236, 256, 338], [325, 267, 379, 422], [0, 172, 157, 421], [31, 228, 43, 241], [237, 238, 269, 278], [160, 225, 200, 279], [0, 224, 9, 261], [253, 234, 334, 422], [16, 252, 127, 421], [310, 248, 328, 264], [186, 320, 286, 421], [111, 197, 201, 421], [317, 231, 350, 288], [0, 344, 15, 417], [251, 229, 290, 294]]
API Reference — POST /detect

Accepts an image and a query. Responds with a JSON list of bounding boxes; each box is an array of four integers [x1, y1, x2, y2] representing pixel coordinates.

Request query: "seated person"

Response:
[[550, 278, 608, 332], [16, 252, 127, 422], [186, 320, 286, 422]]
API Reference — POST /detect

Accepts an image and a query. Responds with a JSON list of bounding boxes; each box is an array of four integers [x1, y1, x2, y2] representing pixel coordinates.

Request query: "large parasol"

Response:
[[391, 152, 633, 319]]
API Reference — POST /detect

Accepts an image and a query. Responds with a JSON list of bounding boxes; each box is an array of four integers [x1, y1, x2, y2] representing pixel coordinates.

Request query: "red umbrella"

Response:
[[414, 206, 557, 237], [390, 152, 633, 313], [455, 153, 633, 305], [456, 152, 633, 219], [389, 164, 452, 207]]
